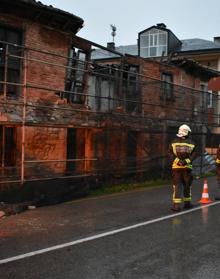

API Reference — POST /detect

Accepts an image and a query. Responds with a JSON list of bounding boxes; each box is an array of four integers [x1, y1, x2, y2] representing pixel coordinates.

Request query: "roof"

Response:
[[138, 24, 182, 46], [1, 0, 84, 34], [179, 38, 220, 53], [171, 57, 220, 81], [92, 37, 220, 60], [92, 44, 138, 60], [19, 0, 82, 19]]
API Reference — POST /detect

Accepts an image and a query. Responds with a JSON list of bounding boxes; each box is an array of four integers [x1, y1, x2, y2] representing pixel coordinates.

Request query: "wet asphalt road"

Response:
[[0, 176, 220, 278]]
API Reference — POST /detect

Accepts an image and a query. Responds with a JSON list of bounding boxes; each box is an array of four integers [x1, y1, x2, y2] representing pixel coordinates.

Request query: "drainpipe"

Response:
[[2, 45, 8, 169], [21, 49, 28, 184], [3, 44, 8, 101], [1, 126, 5, 168]]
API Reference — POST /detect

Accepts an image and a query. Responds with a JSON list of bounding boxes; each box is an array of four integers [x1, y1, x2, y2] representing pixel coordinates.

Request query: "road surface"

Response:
[[0, 176, 220, 278]]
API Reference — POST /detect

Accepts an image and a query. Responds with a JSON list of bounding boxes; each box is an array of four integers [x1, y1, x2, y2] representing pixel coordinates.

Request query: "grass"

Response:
[[88, 172, 216, 198], [88, 178, 171, 197], [197, 172, 216, 178]]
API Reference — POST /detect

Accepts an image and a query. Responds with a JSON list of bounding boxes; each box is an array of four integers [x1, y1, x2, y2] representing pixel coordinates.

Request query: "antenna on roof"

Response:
[[110, 24, 117, 42]]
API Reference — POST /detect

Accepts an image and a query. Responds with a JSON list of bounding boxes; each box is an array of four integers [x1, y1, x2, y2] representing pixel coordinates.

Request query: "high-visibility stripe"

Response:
[[183, 197, 191, 202], [183, 187, 192, 202], [171, 142, 195, 156], [172, 158, 192, 169], [172, 185, 182, 203], [172, 164, 192, 169], [173, 198, 182, 203]]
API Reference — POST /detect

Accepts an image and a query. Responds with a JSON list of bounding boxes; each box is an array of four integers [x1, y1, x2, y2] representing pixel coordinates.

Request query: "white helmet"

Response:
[[177, 124, 191, 137]]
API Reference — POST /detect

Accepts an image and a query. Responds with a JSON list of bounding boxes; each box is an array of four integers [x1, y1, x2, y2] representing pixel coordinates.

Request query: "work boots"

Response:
[[171, 203, 181, 212], [215, 189, 220, 200], [184, 201, 194, 209]]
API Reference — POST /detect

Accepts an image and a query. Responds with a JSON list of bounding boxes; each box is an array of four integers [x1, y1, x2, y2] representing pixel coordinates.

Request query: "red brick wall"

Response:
[[24, 23, 70, 103], [25, 127, 66, 175], [141, 59, 201, 121], [0, 14, 72, 177]]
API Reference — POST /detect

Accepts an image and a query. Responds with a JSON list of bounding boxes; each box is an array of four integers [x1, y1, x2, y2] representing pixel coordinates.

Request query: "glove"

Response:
[[177, 159, 187, 166], [185, 158, 191, 164], [177, 158, 191, 166]]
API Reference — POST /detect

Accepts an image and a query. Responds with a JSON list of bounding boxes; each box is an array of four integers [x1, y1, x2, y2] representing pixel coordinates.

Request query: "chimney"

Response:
[[107, 42, 115, 50], [156, 23, 167, 29], [214, 37, 220, 44]]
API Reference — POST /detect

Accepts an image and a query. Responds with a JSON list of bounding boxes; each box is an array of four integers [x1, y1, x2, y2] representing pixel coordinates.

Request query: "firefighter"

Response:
[[215, 145, 220, 200], [169, 124, 197, 212]]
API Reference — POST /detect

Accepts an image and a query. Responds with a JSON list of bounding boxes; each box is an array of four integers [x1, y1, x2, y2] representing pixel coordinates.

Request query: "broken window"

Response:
[[161, 72, 174, 101], [88, 63, 140, 113], [123, 65, 141, 113], [65, 47, 87, 104], [66, 128, 85, 174], [88, 64, 119, 112], [0, 25, 22, 96], [0, 126, 16, 167], [66, 128, 77, 172]]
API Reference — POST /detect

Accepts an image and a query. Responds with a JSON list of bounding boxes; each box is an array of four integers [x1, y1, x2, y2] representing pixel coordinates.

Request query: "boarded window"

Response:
[[66, 128, 85, 173]]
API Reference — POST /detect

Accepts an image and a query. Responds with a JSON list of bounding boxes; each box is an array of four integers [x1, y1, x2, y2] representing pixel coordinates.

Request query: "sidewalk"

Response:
[[0, 176, 218, 260], [0, 176, 218, 218]]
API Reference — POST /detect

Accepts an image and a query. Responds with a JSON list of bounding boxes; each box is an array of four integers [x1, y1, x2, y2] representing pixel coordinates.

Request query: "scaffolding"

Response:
[[0, 39, 219, 191]]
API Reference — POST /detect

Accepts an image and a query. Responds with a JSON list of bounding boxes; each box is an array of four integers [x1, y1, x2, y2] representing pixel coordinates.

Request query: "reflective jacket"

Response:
[[216, 145, 220, 165], [169, 136, 197, 169]]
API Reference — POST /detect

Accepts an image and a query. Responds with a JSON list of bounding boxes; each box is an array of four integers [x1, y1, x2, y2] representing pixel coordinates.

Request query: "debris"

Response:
[[0, 211, 5, 219], [28, 205, 36, 210]]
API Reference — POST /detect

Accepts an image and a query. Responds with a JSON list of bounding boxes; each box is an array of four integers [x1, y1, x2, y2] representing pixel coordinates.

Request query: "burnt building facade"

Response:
[[0, 0, 219, 203]]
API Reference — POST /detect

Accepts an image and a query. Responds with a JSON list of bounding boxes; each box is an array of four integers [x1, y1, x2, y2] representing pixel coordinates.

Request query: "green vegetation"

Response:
[[87, 171, 216, 198], [88, 179, 171, 197]]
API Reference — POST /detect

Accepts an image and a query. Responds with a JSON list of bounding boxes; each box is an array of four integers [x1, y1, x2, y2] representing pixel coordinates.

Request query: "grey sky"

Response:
[[42, 0, 220, 46]]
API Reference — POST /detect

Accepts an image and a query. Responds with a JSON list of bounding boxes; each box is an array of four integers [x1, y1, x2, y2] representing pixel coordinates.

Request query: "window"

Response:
[[65, 47, 87, 104], [0, 26, 22, 96], [161, 73, 174, 101], [0, 126, 16, 167], [200, 83, 208, 108], [140, 28, 167, 58], [207, 90, 213, 108], [123, 65, 141, 113]]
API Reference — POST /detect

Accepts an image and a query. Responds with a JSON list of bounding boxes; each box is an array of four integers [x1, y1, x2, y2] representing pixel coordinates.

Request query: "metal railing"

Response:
[[0, 40, 219, 186]]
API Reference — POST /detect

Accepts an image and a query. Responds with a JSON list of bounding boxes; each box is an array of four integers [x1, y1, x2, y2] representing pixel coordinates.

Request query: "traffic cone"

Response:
[[199, 178, 212, 204]]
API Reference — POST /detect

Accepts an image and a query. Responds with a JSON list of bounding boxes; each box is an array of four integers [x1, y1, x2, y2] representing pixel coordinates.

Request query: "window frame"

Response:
[[139, 28, 168, 58], [0, 24, 22, 96], [0, 125, 17, 167], [161, 72, 174, 101], [65, 47, 87, 104]]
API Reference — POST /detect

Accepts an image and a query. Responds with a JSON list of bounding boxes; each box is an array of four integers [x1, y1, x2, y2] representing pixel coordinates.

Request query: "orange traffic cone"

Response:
[[199, 178, 212, 204]]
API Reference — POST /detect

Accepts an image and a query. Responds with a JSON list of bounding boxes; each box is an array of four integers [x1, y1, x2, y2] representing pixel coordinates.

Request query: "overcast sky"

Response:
[[42, 0, 220, 46]]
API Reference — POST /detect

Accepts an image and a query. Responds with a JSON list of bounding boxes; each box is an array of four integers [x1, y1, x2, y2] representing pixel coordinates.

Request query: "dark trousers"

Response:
[[217, 166, 220, 187], [172, 168, 193, 203]]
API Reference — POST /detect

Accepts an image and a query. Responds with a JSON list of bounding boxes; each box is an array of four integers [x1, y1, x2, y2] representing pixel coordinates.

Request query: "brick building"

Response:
[[0, 1, 219, 203]]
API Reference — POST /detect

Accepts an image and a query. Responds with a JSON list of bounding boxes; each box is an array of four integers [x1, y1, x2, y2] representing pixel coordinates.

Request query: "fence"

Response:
[[0, 40, 219, 192]]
